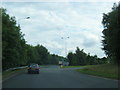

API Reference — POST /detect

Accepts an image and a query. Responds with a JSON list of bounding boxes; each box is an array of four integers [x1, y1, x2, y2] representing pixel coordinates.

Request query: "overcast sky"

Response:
[[2, 1, 117, 57]]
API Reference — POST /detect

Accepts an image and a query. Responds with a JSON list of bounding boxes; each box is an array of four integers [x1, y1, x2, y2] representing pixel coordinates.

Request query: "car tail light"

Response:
[[29, 67, 31, 69]]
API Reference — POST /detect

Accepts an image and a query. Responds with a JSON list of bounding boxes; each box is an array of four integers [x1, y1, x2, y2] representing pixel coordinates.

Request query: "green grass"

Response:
[[2, 68, 26, 80], [76, 64, 119, 80], [62, 65, 93, 68], [39, 65, 50, 67]]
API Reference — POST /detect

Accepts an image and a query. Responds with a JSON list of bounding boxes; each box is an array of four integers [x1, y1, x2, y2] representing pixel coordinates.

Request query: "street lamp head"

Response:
[[61, 37, 63, 39], [61, 37, 69, 39], [26, 17, 30, 19], [18, 16, 30, 26]]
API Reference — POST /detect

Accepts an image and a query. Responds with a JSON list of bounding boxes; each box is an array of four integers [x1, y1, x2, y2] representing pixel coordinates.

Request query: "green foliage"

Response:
[[75, 47, 87, 65], [102, 2, 120, 64], [2, 8, 27, 69], [2, 8, 64, 70], [76, 64, 118, 80], [67, 47, 107, 66]]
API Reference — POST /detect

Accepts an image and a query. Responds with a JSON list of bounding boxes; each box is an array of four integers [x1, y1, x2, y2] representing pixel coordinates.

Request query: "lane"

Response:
[[2, 65, 118, 88]]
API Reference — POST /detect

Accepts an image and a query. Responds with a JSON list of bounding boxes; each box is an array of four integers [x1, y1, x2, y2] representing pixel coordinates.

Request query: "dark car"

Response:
[[28, 64, 40, 74]]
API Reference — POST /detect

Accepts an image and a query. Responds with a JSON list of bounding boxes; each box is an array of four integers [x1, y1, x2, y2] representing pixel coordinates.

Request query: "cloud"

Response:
[[2, 2, 115, 57]]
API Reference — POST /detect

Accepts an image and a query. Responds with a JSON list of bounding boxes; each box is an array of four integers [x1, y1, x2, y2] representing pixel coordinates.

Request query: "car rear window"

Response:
[[30, 64, 39, 68]]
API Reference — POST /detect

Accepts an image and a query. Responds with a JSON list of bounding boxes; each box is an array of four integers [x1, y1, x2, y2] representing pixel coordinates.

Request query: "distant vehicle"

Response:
[[28, 64, 40, 74], [59, 61, 63, 65], [59, 61, 69, 66], [63, 62, 69, 66]]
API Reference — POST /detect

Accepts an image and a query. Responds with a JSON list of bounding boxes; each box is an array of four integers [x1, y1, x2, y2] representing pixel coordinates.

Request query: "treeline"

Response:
[[102, 3, 120, 64], [67, 2, 120, 66], [67, 47, 108, 66], [24, 44, 64, 65], [2, 8, 65, 70], [2, 2, 119, 70]]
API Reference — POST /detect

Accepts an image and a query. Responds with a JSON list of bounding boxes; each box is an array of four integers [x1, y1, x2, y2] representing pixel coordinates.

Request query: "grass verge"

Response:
[[62, 65, 92, 68], [2, 68, 26, 80], [76, 64, 119, 80]]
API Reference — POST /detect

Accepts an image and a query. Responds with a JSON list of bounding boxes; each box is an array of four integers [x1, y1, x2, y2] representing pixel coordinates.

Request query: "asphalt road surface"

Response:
[[2, 65, 118, 88]]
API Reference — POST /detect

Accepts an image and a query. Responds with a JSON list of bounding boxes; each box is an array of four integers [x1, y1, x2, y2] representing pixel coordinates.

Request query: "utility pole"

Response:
[[61, 36, 69, 57]]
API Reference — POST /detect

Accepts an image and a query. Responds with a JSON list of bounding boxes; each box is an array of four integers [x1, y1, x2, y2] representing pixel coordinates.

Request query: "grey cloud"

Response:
[[2, 2, 114, 58], [82, 39, 96, 48]]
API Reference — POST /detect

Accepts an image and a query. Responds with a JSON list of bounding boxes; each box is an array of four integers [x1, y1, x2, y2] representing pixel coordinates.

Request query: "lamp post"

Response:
[[61, 36, 69, 67], [61, 36, 69, 57], [18, 16, 30, 26]]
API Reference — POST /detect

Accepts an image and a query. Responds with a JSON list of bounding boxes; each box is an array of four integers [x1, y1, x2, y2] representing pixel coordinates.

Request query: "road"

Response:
[[2, 65, 118, 88]]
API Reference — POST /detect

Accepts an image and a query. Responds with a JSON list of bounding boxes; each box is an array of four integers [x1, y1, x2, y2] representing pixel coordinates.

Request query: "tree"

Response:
[[2, 8, 27, 70], [67, 52, 77, 65], [75, 47, 87, 65], [67, 47, 106, 66], [2, 7, 66, 70], [102, 2, 120, 64]]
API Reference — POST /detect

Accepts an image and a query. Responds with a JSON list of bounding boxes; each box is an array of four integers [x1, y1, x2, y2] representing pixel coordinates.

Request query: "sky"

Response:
[[2, 1, 117, 57]]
